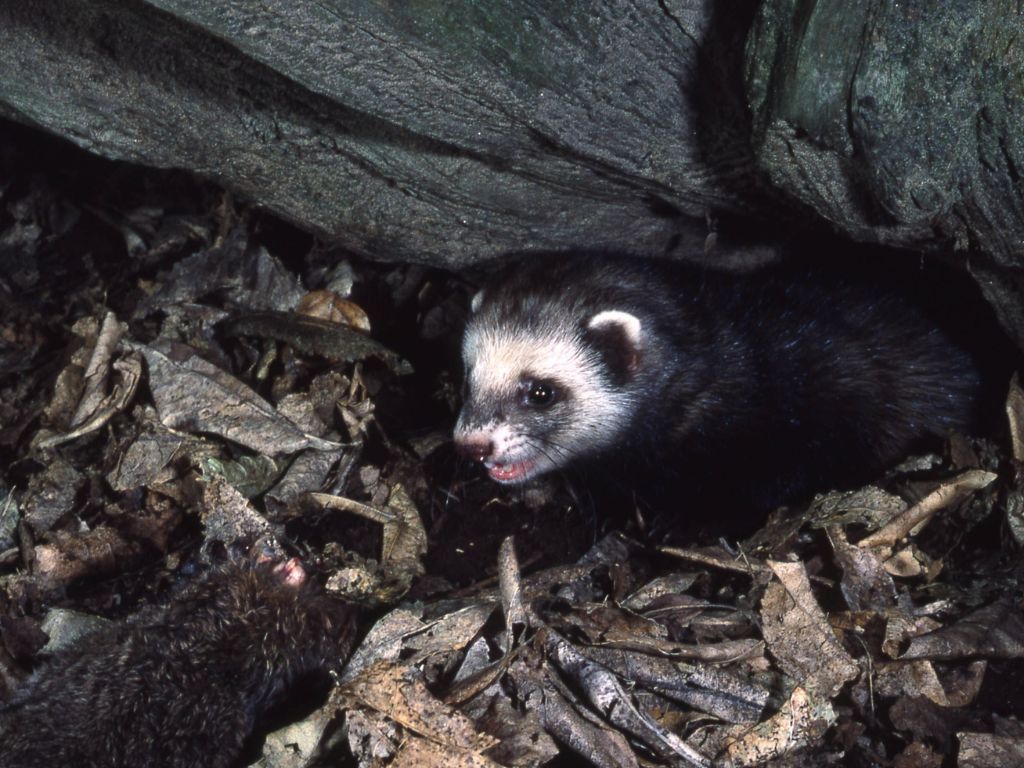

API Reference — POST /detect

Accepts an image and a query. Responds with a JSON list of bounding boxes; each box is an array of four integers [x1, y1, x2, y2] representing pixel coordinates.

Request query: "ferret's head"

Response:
[[453, 275, 649, 485]]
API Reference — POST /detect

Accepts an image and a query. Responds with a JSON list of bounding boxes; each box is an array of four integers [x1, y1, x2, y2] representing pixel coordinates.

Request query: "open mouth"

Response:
[[484, 458, 537, 483]]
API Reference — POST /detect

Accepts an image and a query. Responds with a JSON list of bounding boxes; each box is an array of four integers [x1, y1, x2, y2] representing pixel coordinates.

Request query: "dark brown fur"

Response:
[[0, 558, 357, 768]]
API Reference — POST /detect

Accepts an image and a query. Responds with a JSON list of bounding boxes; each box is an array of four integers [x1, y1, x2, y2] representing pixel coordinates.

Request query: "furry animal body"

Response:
[[0, 555, 356, 768], [454, 252, 992, 517]]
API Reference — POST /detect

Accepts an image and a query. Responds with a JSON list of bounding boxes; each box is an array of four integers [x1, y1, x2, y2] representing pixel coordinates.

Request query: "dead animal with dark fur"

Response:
[[0, 555, 356, 768]]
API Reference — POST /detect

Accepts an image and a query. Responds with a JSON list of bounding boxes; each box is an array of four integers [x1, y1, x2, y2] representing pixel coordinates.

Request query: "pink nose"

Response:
[[456, 435, 493, 462]]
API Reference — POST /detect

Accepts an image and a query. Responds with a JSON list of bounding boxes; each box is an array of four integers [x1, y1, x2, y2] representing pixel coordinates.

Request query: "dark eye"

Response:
[[523, 380, 557, 407]]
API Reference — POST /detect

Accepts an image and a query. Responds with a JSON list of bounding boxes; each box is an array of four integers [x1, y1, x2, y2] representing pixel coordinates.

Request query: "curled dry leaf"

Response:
[[297, 289, 372, 332], [857, 469, 997, 550], [70, 311, 126, 428], [220, 311, 412, 375], [541, 628, 712, 767], [498, 536, 528, 646], [315, 485, 426, 604], [901, 598, 1024, 661], [762, 560, 860, 697], [719, 686, 834, 766], [882, 613, 943, 659], [828, 525, 899, 611], [659, 544, 771, 579], [619, 572, 702, 610], [1007, 374, 1024, 463], [874, 659, 957, 706], [580, 646, 769, 724], [379, 485, 427, 580]]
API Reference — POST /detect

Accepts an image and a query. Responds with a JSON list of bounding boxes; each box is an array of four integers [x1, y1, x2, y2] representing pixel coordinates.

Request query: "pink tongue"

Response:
[[489, 461, 532, 482]]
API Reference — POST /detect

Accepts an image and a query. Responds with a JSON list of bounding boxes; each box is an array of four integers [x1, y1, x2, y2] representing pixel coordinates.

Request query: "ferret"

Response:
[[454, 252, 997, 519], [0, 552, 356, 768]]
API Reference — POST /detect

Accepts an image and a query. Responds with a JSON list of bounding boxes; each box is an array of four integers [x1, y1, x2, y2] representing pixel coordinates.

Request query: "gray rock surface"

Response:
[[746, 0, 1024, 346], [2, 1, 1022, 343], [0, 0, 762, 268]]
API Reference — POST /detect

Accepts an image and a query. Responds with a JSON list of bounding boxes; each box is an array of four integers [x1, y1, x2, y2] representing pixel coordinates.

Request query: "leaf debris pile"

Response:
[[1, 122, 1024, 767]]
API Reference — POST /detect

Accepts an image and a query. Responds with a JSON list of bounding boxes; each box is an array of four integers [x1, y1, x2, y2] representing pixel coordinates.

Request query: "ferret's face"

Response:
[[454, 292, 643, 484]]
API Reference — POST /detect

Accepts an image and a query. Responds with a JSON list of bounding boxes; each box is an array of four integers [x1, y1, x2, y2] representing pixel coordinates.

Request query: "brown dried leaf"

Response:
[[719, 686, 834, 766], [128, 339, 340, 456], [220, 311, 412, 375], [139, 240, 304, 316], [339, 661, 498, 754], [259, 709, 333, 768], [20, 458, 85, 535], [107, 409, 191, 492], [619, 572, 702, 610], [659, 544, 770, 579], [199, 474, 274, 547], [958, 732, 1024, 768], [33, 526, 143, 590], [902, 599, 1024, 661], [874, 660, 954, 706], [882, 614, 943, 659], [380, 484, 427, 580], [70, 311, 126, 428], [761, 560, 860, 697], [343, 708, 402, 765], [499, 536, 528, 647], [297, 290, 372, 332], [391, 736, 503, 768], [828, 525, 898, 611], [465, 693, 560, 767], [1007, 373, 1024, 463], [341, 608, 428, 684], [402, 604, 495, 661], [893, 742, 944, 768], [35, 314, 141, 450], [857, 470, 997, 550]]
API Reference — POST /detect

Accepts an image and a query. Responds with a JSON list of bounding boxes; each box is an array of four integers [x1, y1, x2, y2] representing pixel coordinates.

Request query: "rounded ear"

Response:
[[470, 290, 485, 313], [585, 310, 643, 382]]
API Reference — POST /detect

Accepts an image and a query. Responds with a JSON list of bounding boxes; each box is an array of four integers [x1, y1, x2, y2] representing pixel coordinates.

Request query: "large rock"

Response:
[[2, 1, 1022, 343], [745, 0, 1024, 346], [0, 0, 763, 267]]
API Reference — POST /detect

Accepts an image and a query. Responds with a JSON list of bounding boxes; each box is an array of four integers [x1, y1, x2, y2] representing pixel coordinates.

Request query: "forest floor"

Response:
[[1, 119, 1023, 768]]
